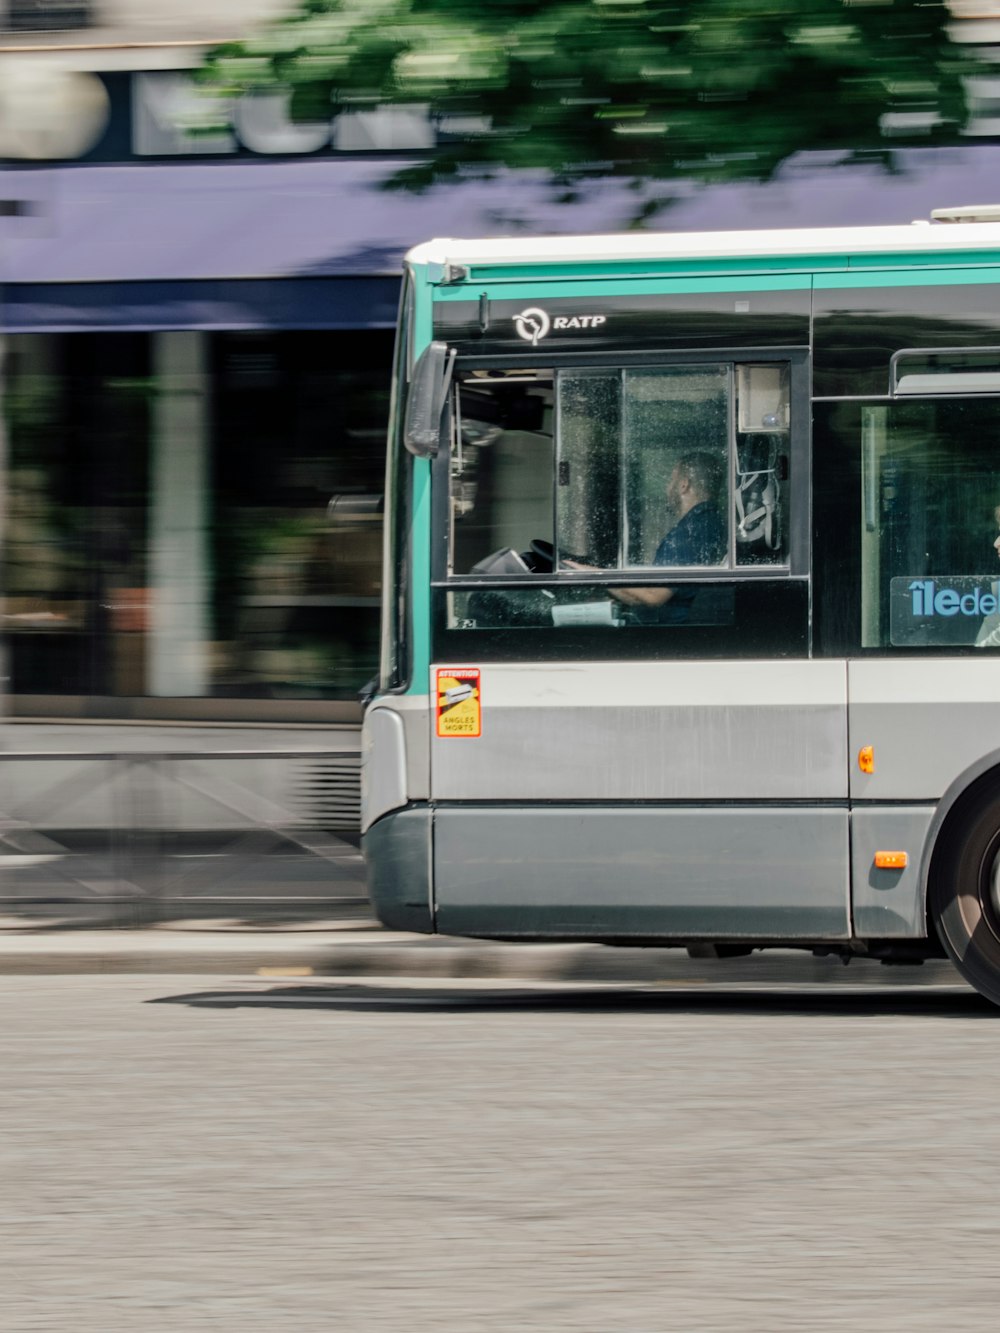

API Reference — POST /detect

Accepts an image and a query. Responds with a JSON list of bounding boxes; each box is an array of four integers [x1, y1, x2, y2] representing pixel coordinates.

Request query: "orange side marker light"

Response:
[[874, 851, 908, 870], [858, 745, 875, 774]]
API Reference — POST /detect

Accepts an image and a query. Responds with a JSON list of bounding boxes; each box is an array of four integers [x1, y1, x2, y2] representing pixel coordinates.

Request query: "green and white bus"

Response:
[[362, 212, 1000, 1006]]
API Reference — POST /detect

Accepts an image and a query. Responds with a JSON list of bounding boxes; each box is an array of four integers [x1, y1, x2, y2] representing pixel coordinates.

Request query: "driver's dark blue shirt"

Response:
[[653, 501, 726, 568], [648, 501, 726, 624]]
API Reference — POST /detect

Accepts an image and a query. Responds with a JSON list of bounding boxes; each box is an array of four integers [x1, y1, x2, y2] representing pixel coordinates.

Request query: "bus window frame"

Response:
[[432, 345, 811, 589], [812, 388, 1000, 660], [378, 271, 415, 693]]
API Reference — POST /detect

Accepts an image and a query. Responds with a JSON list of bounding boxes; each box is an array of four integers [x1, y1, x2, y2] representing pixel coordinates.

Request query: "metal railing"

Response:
[[0, 749, 366, 926]]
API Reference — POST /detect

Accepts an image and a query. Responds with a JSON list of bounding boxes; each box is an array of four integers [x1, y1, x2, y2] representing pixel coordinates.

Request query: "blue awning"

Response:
[[0, 158, 639, 286], [0, 157, 631, 330], [1, 277, 400, 332], [3, 148, 999, 332]]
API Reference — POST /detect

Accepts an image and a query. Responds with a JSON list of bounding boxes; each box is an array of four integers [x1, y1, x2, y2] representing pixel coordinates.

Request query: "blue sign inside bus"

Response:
[[890, 576, 1000, 647]]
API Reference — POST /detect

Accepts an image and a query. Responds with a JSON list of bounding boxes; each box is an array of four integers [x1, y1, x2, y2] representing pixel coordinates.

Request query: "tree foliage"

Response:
[[199, 0, 970, 212]]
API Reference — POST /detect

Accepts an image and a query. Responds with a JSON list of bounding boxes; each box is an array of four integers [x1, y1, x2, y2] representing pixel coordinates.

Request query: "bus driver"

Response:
[[565, 450, 726, 619]]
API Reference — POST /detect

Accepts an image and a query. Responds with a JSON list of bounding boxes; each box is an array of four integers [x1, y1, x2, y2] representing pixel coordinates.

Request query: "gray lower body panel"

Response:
[[434, 806, 850, 941], [851, 805, 935, 939], [363, 806, 433, 934]]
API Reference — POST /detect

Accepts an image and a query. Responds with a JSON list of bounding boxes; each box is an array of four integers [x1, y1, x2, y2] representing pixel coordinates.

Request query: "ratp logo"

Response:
[[513, 307, 608, 342], [513, 307, 551, 345]]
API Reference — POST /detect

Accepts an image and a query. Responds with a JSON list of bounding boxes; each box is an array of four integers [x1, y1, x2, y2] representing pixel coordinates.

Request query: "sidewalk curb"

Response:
[[0, 931, 965, 985], [0, 936, 686, 980]]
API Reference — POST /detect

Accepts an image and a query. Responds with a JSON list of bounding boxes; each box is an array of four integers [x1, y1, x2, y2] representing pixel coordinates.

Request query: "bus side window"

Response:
[[734, 363, 790, 568], [863, 399, 1000, 649], [451, 375, 554, 574], [735, 433, 787, 566]]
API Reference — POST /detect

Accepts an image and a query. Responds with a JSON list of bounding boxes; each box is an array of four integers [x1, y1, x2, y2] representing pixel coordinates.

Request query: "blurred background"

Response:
[[2, 0, 1000, 919]]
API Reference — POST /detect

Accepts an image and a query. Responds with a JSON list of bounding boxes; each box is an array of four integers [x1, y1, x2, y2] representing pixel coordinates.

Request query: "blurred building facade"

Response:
[[3, 1, 1000, 841], [0, 0, 401, 754]]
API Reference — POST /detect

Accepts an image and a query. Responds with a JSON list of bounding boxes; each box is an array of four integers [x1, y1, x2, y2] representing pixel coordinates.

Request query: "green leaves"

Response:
[[198, 0, 972, 213]]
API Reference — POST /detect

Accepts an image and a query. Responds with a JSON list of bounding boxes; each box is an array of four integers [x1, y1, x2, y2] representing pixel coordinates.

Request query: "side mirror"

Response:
[[404, 341, 456, 458], [326, 493, 384, 525]]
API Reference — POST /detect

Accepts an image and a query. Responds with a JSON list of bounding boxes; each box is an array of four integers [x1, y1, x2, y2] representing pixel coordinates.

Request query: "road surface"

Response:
[[2, 974, 997, 1331]]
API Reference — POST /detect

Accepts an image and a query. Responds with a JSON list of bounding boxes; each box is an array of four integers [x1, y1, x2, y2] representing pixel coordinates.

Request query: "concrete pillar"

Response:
[[0, 334, 8, 727], [148, 331, 210, 696]]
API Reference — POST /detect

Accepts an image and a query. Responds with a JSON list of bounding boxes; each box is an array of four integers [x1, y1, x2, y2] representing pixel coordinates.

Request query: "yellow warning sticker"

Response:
[[436, 667, 481, 738]]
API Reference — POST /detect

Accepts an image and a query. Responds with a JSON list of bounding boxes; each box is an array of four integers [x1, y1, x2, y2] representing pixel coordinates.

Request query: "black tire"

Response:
[[930, 785, 1000, 1007]]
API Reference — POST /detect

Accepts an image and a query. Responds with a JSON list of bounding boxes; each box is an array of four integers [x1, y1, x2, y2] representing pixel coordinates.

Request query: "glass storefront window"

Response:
[[2, 329, 392, 716], [4, 333, 150, 696], [211, 331, 388, 700]]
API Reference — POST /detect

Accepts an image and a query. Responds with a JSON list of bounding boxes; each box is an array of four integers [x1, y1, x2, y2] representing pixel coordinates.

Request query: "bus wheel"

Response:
[[931, 788, 1000, 1008]]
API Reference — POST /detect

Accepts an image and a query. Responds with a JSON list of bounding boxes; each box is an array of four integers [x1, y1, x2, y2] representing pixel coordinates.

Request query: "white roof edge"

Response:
[[404, 221, 1000, 269]]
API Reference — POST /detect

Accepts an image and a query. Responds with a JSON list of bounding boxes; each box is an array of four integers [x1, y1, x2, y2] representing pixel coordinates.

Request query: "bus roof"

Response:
[[406, 219, 1000, 271]]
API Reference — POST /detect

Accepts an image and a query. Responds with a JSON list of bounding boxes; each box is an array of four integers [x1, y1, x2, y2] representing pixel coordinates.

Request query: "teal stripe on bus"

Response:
[[813, 265, 1000, 289], [427, 248, 1000, 289], [406, 269, 436, 694], [845, 249, 1000, 271], [411, 265, 436, 357], [427, 263, 1000, 304], [457, 256, 848, 282], [432, 274, 813, 302], [408, 457, 432, 694]]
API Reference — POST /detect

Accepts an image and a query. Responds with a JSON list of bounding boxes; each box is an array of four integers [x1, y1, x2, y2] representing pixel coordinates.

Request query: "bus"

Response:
[[361, 211, 1000, 1007]]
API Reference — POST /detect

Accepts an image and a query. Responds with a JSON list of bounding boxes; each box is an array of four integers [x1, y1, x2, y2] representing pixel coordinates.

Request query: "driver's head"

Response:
[[667, 451, 723, 517]]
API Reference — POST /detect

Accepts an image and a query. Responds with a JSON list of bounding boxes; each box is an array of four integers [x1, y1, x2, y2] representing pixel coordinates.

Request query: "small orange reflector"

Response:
[[858, 745, 875, 774], [874, 851, 908, 870]]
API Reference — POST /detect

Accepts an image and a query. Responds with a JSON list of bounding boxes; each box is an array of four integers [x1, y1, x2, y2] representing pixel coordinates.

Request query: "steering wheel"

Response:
[[528, 539, 555, 572]]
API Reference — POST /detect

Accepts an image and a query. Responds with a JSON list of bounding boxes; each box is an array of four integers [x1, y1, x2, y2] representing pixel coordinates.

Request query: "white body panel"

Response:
[[430, 660, 848, 802], [849, 659, 1000, 802], [407, 221, 1000, 271]]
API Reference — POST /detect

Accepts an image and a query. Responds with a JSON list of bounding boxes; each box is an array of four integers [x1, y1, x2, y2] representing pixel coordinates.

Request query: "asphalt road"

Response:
[[3, 974, 999, 1332]]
